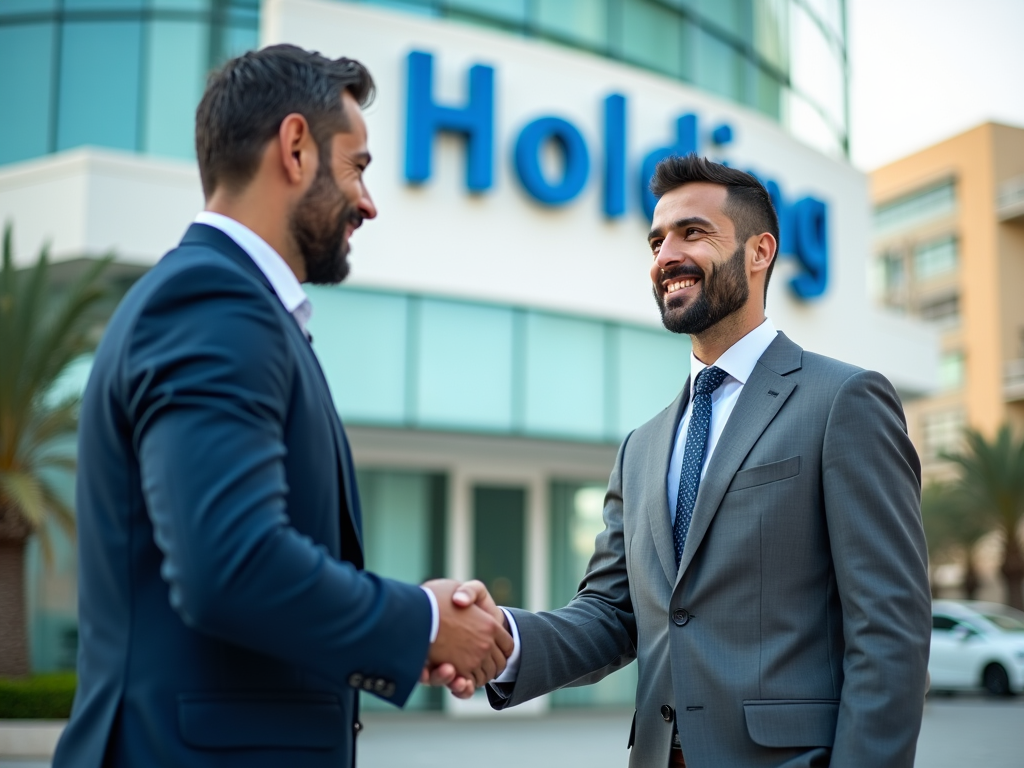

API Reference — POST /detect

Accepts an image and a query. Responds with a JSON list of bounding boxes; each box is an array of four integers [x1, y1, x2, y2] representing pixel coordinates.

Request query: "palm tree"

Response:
[[0, 224, 112, 678], [944, 425, 1024, 610], [920, 481, 991, 599]]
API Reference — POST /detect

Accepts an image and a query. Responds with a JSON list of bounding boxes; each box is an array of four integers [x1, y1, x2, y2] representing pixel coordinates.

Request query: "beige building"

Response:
[[871, 122, 1024, 483]]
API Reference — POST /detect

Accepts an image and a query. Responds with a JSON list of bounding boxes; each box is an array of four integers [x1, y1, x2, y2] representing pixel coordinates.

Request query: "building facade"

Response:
[[1, 0, 936, 713], [870, 122, 1024, 483]]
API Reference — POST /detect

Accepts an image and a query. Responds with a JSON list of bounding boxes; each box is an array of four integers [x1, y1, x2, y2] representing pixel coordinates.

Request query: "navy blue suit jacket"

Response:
[[53, 224, 431, 767]]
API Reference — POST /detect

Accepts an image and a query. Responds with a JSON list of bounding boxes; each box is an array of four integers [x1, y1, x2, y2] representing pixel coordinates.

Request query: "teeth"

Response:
[[666, 279, 697, 293]]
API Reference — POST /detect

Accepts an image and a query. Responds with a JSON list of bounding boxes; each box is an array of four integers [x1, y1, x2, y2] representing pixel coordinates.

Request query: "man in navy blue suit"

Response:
[[53, 45, 512, 768]]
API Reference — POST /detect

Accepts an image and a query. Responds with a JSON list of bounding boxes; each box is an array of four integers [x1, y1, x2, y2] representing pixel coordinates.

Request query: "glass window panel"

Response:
[[534, 0, 607, 49], [151, 0, 211, 9], [306, 287, 408, 425], [549, 481, 637, 707], [697, 0, 749, 40], [523, 312, 605, 440], [447, 0, 525, 24], [357, 468, 445, 711], [753, 0, 788, 72], [57, 20, 143, 152], [218, 23, 258, 63], [0, 0, 58, 14], [622, 0, 682, 78], [473, 485, 525, 608], [914, 236, 957, 281], [144, 20, 209, 159], [789, 3, 844, 132], [614, 325, 690, 437], [62, 0, 144, 8], [0, 23, 54, 165], [754, 68, 782, 121], [874, 181, 956, 233], [918, 294, 959, 327], [938, 350, 964, 392], [695, 28, 743, 102], [922, 409, 964, 462], [785, 88, 843, 158], [415, 299, 514, 431]]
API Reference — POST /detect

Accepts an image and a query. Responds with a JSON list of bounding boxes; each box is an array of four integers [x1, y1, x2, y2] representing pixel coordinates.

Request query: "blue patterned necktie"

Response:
[[673, 365, 729, 568]]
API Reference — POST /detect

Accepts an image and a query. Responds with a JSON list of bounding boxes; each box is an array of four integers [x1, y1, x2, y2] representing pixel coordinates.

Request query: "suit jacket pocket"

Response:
[[727, 456, 801, 493], [178, 691, 345, 750], [742, 699, 839, 748]]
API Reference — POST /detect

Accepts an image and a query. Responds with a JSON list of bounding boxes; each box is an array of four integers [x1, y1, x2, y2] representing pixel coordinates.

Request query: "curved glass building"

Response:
[[0, 0, 847, 167]]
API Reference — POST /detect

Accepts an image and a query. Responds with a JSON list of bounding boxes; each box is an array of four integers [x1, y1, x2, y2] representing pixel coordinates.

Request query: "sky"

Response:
[[846, 0, 1024, 171]]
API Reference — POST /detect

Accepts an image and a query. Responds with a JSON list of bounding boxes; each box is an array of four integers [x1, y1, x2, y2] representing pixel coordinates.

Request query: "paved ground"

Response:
[[2, 693, 1021, 768]]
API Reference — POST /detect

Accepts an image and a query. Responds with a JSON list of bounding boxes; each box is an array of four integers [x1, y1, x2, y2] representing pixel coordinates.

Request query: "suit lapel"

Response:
[[676, 333, 802, 582], [646, 383, 690, 586]]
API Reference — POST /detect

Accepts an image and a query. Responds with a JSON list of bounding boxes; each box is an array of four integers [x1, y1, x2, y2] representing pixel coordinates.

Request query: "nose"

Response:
[[359, 182, 377, 221], [654, 231, 684, 270]]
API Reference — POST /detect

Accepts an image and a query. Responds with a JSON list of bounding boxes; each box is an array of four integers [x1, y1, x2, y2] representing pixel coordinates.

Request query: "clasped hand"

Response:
[[420, 579, 512, 699]]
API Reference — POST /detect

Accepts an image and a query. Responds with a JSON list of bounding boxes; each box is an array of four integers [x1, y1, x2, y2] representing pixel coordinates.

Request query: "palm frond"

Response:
[[0, 470, 44, 529]]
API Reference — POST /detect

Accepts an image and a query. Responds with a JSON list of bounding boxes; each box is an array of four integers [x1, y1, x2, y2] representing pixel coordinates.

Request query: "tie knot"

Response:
[[694, 365, 728, 395]]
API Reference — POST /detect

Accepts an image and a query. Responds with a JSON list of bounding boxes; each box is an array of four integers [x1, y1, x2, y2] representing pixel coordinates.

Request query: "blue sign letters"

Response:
[[403, 51, 830, 299]]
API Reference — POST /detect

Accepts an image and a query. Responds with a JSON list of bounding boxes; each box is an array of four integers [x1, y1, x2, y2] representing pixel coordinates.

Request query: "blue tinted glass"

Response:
[[448, 0, 526, 24], [523, 313, 605, 439], [219, 24, 258, 62], [614, 325, 689, 436], [622, 0, 682, 77], [0, 23, 54, 165], [57, 21, 142, 152], [0, 0, 58, 14], [143, 20, 208, 159], [306, 287, 409, 425], [151, 0, 211, 9], [695, 28, 743, 101], [415, 299, 514, 431], [62, 0, 144, 8], [534, 0, 607, 48]]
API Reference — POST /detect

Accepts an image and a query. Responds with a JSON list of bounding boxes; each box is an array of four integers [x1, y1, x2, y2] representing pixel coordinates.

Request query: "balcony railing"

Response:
[[998, 176, 1024, 222], [1005, 359, 1024, 402]]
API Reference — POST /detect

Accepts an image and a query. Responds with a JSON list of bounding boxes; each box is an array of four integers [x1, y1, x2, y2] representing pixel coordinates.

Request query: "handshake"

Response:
[[420, 579, 514, 699]]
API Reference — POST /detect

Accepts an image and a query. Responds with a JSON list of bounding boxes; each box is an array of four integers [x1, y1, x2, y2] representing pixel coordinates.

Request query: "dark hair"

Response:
[[650, 154, 780, 303], [195, 44, 375, 198]]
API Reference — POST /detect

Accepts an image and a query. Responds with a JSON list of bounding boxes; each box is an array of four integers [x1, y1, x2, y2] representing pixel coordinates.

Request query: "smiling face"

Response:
[[648, 182, 751, 335], [289, 90, 377, 285]]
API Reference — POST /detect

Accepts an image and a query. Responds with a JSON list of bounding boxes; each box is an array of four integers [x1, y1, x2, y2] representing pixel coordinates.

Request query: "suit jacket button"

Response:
[[348, 673, 364, 688], [353, 721, 363, 735], [672, 609, 690, 626], [661, 704, 674, 722], [374, 678, 388, 693]]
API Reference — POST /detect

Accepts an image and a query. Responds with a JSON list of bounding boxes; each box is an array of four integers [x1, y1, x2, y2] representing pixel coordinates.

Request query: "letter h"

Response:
[[405, 51, 494, 192]]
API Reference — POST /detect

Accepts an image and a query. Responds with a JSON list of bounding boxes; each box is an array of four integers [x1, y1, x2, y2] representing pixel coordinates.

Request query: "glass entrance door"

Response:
[[472, 485, 527, 609]]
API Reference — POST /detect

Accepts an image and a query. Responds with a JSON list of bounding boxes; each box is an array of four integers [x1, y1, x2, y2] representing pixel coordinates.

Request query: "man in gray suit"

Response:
[[441, 155, 931, 767]]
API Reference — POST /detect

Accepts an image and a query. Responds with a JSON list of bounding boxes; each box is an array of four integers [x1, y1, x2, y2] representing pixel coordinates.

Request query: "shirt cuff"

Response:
[[491, 608, 521, 683], [420, 585, 439, 644]]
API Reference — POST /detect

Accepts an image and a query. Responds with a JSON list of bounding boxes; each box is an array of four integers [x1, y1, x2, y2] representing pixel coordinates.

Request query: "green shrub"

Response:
[[0, 673, 77, 719]]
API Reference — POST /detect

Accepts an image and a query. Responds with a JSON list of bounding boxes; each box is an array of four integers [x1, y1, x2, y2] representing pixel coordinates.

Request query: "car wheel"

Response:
[[982, 663, 1011, 696]]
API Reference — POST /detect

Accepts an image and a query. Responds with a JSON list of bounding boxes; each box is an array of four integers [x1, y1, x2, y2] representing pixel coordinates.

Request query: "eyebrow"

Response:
[[647, 216, 715, 242]]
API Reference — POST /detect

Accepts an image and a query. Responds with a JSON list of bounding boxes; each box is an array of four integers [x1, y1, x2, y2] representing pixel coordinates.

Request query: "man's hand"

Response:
[[422, 579, 513, 689], [420, 580, 511, 698]]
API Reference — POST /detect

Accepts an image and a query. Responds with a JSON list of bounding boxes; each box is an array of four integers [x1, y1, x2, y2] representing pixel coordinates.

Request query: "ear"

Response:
[[276, 113, 318, 187], [749, 232, 777, 276]]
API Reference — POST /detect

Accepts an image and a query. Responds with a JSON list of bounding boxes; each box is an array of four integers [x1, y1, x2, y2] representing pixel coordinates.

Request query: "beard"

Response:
[[289, 163, 361, 286], [654, 243, 750, 335]]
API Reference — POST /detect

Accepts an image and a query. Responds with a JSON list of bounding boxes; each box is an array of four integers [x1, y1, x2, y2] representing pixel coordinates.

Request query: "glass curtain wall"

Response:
[[360, 0, 849, 156], [0, 0, 258, 166]]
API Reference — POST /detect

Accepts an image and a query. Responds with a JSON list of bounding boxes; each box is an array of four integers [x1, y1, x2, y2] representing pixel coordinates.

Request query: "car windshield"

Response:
[[981, 612, 1024, 632]]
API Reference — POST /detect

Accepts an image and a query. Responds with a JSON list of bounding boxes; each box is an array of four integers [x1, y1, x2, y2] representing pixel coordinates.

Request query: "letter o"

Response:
[[513, 117, 590, 205]]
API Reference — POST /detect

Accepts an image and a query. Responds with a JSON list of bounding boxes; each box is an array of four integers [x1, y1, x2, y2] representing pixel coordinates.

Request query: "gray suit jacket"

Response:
[[489, 333, 931, 768]]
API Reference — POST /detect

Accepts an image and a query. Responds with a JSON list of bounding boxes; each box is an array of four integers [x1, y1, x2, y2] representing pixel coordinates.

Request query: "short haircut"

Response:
[[650, 154, 780, 303], [195, 44, 375, 198]]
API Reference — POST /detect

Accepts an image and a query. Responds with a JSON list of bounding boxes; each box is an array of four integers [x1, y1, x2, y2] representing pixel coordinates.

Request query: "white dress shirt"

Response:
[[493, 318, 779, 685], [666, 318, 778, 522], [192, 212, 441, 643], [193, 212, 313, 339]]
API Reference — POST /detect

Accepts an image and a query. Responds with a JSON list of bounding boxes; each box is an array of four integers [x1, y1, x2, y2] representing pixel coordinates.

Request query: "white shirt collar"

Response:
[[688, 317, 778, 388], [193, 212, 312, 333]]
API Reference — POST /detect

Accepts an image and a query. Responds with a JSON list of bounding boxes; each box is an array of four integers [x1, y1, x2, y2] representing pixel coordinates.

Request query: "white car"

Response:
[[930, 599, 1024, 696]]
